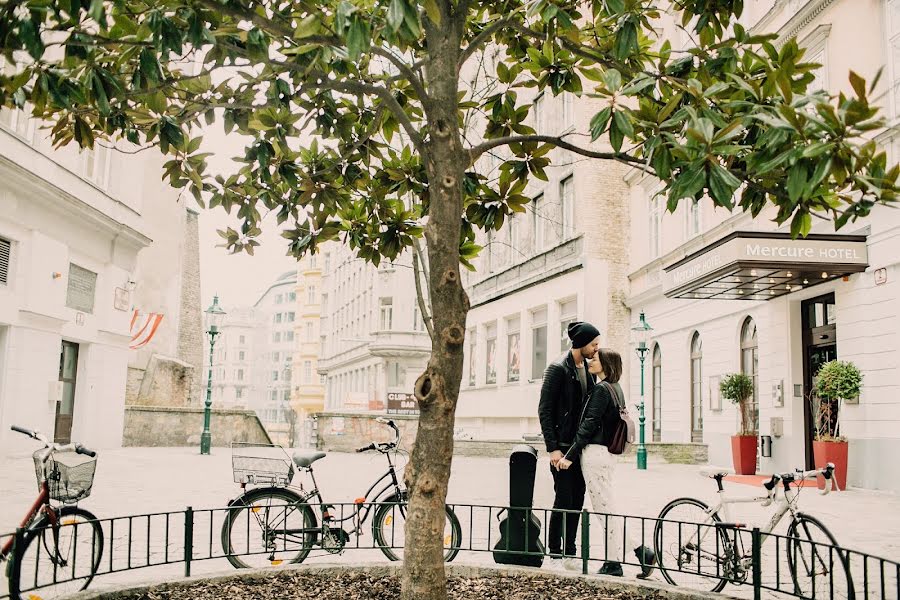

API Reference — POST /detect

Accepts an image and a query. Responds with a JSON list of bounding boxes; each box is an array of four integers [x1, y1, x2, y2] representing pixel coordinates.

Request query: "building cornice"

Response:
[[774, 0, 836, 47]]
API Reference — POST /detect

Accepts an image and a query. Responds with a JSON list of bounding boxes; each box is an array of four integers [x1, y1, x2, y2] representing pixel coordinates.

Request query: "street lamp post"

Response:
[[630, 311, 653, 470], [201, 295, 226, 455]]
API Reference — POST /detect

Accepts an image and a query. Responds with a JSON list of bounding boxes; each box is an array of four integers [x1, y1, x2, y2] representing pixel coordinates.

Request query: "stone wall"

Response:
[[176, 208, 203, 406], [123, 406, 271, 447], [314, 412, 707, 464]]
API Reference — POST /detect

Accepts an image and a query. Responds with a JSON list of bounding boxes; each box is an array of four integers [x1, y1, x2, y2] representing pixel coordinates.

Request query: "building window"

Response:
[[270, 390, 278, 402], [309, 254, 317, 269], [239, 351, 245, 361], [380, 297, 393, 330], [685, 199, 701, 239], [0, 237, 10, 286], [561, 92, 574, 130], [321, 293, 328, 312], [236, 388, 243, 399], [273, 331, 281, 342], [285, 330, 294, 342], [82, 145, 110, 188], [283, 389, 291, 401], [275, 294, 283, 304], [237, 369, 244, 381], [560, 176, 575, 240], [412, 303, 426, 332], [307, 285, 317, 305], [324, 252, 331, 271], [533, 92, 544, 133], [507, 316, 521, 383], [305, 321, 313, 341], [649, 194, 662, 259], [468, 329, 477, 387], [288, 291, 296, 302], [65, 263, 97, 314], [531, 307, 548, 380], [239, 335, 246, 345], [320, 374, 327, 385], [275, 313, 282, 324], [287, 312, 295, 322], [0, 104, 34, 140], [304, 360, 312, 383], [535, 193, 562, 250], [652, 344, 662, 442], [690, 332, 703, 442], [741, 317, 759, 435], [485, 322, 497, 384], [273, 351, 280, 363], [272, 370, 279, 382], [387, 361, 402, 388], [558, 299, 577, 352]]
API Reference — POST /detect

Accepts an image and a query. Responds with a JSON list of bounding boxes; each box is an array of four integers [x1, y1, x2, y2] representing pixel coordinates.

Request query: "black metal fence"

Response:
[[1, 503, 897, 600]]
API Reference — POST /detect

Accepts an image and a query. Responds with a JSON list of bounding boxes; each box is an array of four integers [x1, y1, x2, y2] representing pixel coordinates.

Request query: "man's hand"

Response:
[[549, 450, 564, 467], [557, 457, 573, 471]]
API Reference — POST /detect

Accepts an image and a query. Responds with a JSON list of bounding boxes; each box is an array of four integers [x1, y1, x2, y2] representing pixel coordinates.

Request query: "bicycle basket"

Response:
[[231, 443, 294, 486], [33, 450, 97, 503]]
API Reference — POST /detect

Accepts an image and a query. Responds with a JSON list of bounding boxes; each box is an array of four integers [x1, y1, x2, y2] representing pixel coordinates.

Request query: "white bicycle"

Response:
[[654, 463, 853, 598]]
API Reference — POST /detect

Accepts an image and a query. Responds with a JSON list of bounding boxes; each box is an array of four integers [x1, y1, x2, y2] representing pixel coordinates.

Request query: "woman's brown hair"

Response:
[[598, 348, 623, 383]]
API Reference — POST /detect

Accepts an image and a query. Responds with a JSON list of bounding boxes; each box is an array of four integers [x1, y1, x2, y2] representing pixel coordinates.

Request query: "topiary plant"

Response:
[[815, 360, 863, 402], [720, 373, 756, 436]]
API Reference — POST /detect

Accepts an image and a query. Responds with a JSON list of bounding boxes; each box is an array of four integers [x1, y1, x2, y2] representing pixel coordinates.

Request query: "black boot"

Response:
[[634, 545, 656, 579], [597, 561, 623, 576]]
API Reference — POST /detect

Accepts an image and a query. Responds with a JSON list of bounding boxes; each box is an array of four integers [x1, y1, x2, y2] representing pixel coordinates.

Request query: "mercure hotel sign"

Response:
[[662, 233, 868, 294]]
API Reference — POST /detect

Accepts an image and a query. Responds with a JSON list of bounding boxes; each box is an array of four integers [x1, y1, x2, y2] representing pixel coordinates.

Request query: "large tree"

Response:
[[1, 1, 896, 598]]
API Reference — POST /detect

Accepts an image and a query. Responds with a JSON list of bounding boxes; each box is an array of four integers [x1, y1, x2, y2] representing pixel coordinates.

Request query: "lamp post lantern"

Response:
[[630, 311, 653, 470], [201, 295, 226, 455]]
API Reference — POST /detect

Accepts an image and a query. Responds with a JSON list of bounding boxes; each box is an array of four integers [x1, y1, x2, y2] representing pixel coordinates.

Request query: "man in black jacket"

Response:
[[538, 321, 601, 567]]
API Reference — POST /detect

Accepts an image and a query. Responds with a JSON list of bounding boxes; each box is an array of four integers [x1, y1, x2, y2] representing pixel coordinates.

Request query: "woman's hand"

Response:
[[557, 457, 573, 471]]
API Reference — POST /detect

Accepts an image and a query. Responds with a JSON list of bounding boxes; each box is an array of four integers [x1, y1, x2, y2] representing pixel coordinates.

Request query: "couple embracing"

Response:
[[537, 321, 656, 578]]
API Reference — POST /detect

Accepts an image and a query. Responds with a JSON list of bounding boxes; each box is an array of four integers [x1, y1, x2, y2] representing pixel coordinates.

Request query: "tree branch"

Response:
[[458, 15, 518, 73], [412, 243, 434, 340], [468, 134, 647, 170], [370, 46, 429, 103]]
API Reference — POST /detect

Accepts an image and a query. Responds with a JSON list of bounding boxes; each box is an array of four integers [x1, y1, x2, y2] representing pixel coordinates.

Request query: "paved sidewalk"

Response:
[[1, 447, 898, 597]]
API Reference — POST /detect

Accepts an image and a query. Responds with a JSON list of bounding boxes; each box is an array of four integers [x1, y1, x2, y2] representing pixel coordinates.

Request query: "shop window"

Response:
[[740, 317, 759, 434], [652, 344, 662, 442], [690, 332, 703, 442]]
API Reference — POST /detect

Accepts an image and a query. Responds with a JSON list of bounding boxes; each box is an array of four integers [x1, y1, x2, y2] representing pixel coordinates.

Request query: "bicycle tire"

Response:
[[786, 513, 855, 600], [9, 506, 104, 600], [654, 497, 731, 593], [372, 493, 462, 562], [221, 487, 317, 569]]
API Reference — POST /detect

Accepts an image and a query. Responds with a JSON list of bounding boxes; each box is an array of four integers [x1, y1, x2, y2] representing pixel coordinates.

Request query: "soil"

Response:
[[122, 572, 665, 600]]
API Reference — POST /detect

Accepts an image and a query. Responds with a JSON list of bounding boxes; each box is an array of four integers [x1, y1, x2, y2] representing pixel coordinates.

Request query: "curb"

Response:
[[61, 562, 742, 600]]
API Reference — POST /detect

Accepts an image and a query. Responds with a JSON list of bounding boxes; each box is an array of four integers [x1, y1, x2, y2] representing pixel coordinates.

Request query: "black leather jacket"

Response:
[[538, 352, 596, 453], [565, 381, 623, 459]]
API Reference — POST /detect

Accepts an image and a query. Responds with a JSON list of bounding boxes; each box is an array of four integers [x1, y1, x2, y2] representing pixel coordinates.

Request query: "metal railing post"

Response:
[[581, 510, 590, 575], [8, 527, 25, 597], [184, 507, 194, 578], [752, 527, 762, 600]]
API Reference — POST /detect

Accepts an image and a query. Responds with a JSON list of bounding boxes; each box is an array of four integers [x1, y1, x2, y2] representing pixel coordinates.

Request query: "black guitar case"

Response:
[[492, 444, 544, 567]]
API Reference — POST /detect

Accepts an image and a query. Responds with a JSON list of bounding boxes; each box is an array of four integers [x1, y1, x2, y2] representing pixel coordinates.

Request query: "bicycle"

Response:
[[220, 417, 462, 567], [654, 463, 853, 598], [1, 425, 103, 600]]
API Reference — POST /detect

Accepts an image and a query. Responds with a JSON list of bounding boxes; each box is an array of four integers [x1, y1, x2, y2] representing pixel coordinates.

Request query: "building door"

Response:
[[55, 341, 79, 444], [690, 332, 703, 442], [802, 294, 837, 469]]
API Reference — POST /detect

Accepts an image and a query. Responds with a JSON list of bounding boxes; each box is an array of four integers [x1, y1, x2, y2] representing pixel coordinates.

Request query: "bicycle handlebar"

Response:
[[11, 425, 37, 438], [76, 444, 97, 458], [357, 418, 401, 453], [11, 425, 97, 457], [356, 443, 376, 453]]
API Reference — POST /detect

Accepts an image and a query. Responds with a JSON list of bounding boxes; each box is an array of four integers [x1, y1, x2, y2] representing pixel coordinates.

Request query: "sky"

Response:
[[193, 122, 297, 313]]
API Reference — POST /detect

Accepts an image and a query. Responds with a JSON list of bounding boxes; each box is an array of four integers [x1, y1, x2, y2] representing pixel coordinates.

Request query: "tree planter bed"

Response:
[[64, 564, 739, 600]]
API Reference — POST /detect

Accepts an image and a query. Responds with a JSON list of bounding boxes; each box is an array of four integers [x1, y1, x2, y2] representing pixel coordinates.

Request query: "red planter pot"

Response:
[[731, 435, 757, 475], [813, 440, 849, 491]]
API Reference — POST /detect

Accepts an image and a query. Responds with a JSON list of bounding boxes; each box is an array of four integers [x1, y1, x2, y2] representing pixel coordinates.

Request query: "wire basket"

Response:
[[232, 443, 294, 486], [33, 450, 97, 503]]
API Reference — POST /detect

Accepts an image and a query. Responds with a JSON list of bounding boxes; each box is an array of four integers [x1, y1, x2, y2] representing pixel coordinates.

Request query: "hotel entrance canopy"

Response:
[[662, 232, 868, 301]]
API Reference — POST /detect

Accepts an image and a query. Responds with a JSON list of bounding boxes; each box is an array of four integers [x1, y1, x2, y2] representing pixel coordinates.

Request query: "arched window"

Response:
[[690, 332, 703, 442], [652, 344, 662, 442], [740, 318, 759, 434]]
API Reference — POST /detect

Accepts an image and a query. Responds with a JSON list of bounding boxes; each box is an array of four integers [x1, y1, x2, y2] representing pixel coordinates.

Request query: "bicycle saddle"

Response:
[[292, 450, 327, 468], [699, 466, 732, 479]]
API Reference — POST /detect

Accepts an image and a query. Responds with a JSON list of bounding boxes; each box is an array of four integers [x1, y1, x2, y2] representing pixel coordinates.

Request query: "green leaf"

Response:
[[346, 17, 369, 60], [786, 165, 808, 203], [423, 0, 441, 25], [790, 211, 812, 238], [849, 70, 866, 100], [589, 107, 612, 141], [387, 0, 405, 31], [601, 69, 622, 92], [613, 110, 633, 139], [707, 164, 741, 207], [294, 15, 320, 38]]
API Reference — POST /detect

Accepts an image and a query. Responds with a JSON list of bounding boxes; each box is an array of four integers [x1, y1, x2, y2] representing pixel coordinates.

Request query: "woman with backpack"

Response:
[[556, 348, 656, 578]]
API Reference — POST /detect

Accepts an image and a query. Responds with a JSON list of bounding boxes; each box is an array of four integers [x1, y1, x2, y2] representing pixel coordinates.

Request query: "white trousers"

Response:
[[581, 444, 635, 563]]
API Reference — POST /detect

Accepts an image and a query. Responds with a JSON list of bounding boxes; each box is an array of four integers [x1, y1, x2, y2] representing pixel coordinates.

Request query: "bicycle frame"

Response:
[[710, 484, 800, 538], [0, 482, 55, 560]]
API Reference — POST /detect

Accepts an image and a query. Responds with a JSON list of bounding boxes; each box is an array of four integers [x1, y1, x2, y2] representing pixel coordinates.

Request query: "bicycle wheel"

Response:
[[221, 487, 317, 569], [9, 506, 104, 600], [786, 514, 855, 600], [654, 497, 732, 593], [372, 493, 462, 562]]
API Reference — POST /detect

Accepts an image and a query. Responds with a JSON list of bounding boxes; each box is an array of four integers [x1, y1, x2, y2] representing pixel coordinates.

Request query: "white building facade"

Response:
[[624, 0, 900, 493], [0, 91, 186, 451], [318, 244, 430, 414], [208, 305, 259, 409]]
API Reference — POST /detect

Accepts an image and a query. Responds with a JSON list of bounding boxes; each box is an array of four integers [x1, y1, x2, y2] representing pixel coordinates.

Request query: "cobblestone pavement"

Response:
[[1, 447, 898, 598]]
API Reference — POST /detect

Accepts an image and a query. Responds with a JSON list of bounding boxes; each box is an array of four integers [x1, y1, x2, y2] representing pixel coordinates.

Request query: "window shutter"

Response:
[[0, 238, 10, 285]]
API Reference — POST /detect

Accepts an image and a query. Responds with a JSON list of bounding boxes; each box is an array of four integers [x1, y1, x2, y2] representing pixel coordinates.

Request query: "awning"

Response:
[[662, 232, 868, 301]]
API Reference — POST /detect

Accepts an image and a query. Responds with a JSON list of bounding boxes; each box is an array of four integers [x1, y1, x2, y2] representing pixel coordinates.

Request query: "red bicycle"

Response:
[[1, 425, 104, 600]]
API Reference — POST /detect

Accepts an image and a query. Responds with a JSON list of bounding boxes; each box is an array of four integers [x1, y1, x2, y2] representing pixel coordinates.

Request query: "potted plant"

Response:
[[811, 360, 862, 491], [720, 373, 757, 475]]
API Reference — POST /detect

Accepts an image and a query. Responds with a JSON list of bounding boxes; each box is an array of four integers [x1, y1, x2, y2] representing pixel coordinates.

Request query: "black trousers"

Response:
[[548, 458, 586, 556]]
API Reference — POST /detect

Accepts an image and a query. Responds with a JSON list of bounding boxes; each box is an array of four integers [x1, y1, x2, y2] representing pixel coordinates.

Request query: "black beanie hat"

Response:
[[567, 321, 600, 348]]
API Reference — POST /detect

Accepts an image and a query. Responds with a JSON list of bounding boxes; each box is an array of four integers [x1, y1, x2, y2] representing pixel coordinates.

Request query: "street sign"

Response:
[[386, 392, 419, 415]]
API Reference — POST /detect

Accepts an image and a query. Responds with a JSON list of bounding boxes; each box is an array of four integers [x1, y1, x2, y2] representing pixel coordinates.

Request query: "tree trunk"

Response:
[[401, 12, 467, 600]]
